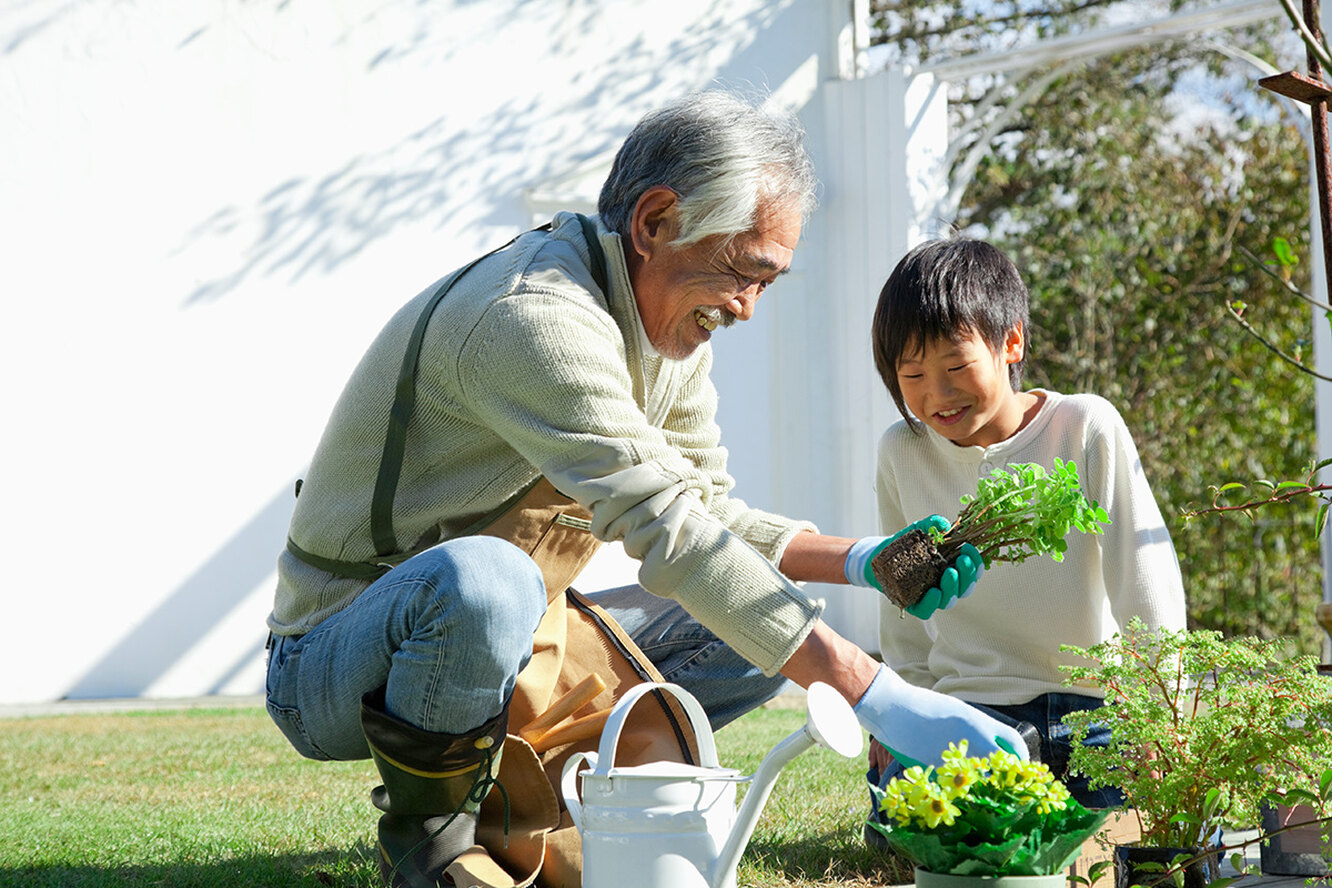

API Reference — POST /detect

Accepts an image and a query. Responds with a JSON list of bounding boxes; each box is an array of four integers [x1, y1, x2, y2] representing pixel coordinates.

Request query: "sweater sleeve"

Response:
[[457, 290, 821, 674], [657, 345, 817, 565], [874, 427, 939, 689], [1080, 397, 1187, 634]]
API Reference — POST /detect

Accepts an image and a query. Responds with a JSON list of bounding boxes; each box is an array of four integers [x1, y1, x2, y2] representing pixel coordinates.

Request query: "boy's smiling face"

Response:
[[896, 325, 1028, 448]]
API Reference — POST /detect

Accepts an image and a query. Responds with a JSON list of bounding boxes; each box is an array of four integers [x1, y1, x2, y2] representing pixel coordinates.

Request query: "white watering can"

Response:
[[560, 680, 863, 888]]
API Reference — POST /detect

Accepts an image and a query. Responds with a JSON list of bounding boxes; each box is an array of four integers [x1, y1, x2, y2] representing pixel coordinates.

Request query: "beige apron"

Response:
[[445, 477, 702, 888], [288, 219, 697, 886]]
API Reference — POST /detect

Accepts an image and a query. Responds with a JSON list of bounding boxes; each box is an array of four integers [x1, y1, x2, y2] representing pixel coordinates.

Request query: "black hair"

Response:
[[871, 237, 1030, 432]]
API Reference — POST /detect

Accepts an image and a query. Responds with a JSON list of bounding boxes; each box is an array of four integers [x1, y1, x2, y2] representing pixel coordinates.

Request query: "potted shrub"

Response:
[[868, 740, 1110, 888], [1060, 619, 1332, 888]]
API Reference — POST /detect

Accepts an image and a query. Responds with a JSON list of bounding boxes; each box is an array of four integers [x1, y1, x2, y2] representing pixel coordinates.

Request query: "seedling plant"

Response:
[[873, 458, 1110, 610]]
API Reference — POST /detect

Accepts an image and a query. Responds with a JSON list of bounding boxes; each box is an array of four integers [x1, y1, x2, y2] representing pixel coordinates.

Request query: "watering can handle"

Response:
[[591, 681, 719, 775], [560, 750, 597, 830]]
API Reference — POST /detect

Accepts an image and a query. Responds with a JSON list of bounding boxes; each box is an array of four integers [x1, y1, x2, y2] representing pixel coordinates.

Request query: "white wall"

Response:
[[0, 0, 945, 703]]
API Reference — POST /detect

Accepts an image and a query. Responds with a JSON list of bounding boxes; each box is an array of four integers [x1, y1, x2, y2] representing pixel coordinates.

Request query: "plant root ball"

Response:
[[871, 528, 950, 611]]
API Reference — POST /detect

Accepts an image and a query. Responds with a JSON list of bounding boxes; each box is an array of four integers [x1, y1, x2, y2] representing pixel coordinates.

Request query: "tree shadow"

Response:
[[746, 830, 918, 886], [177, 0, 808, 306], [2, 846, 381, 888]]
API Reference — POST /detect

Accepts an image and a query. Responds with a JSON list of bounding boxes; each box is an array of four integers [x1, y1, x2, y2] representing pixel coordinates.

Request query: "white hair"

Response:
[[597, 91, 818, 246]]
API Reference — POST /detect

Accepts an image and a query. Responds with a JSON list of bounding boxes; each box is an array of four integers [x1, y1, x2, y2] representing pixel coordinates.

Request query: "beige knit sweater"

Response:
[[269, 213, 822, 675]]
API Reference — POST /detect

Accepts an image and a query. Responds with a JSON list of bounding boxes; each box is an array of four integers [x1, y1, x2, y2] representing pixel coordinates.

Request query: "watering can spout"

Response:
[[710, 683, 863, 888]]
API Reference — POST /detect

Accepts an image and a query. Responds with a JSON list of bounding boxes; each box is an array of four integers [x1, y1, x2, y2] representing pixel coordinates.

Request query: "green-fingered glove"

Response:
[[903, 542, 985, 619], [845, 520, 986, 619]]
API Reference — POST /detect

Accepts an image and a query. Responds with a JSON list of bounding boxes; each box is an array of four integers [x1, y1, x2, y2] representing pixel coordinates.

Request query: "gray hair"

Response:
[[598, 91, 818, 246]]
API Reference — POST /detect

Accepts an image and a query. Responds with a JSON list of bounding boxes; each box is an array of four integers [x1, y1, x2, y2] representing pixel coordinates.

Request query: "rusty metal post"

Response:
[[1306, 0, 1332, 300]]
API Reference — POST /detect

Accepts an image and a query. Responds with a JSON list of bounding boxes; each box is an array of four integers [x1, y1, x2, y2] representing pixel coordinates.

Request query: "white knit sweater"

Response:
[[874, 390, 1186, 703], [271, 213, 821, 675]]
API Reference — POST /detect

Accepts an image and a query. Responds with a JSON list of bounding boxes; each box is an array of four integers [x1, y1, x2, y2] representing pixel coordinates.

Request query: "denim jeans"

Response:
[[266, 536, 789, 761], [867, 691, 1125, 810]]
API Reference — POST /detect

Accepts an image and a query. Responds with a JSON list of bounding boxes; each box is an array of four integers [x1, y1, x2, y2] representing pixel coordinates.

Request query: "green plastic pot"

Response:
[[914, 867, 1068, 888]]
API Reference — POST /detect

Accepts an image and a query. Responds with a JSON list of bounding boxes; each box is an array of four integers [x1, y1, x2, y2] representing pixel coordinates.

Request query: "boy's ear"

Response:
[[1003, 323, 1025, 364]]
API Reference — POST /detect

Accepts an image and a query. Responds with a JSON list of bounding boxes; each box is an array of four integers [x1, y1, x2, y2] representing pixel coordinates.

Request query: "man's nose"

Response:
[[726, 288, 760, 322]]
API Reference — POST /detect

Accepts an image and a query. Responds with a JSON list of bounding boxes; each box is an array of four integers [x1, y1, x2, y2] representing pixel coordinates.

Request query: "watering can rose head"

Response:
[[868, 741, 1110, 877]]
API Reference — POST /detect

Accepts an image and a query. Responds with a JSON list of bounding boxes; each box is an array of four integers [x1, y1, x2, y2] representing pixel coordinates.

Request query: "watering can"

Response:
[[560, 680, 863, 888]]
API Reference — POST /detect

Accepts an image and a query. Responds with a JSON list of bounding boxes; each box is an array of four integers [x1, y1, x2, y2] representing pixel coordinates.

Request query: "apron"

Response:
[[288, 216, 700, 888]]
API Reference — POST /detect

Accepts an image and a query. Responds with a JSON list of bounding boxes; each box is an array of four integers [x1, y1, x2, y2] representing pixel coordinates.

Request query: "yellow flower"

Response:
[[984, 749, 1027, 789], [911, 783, 961, 828], [879, 739, 1076, 832], [936, 757, 981, 800]]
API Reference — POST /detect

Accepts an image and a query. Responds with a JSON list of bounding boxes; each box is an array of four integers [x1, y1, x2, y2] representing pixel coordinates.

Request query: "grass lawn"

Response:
[[0, 702, 913, 888]]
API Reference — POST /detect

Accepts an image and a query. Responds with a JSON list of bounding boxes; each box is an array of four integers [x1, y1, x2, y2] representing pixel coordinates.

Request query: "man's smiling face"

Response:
[[626, 187, 800, 360]]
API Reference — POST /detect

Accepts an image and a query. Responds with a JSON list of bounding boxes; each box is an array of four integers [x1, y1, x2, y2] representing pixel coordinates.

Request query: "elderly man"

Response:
[[265, 91, 1020, 888]]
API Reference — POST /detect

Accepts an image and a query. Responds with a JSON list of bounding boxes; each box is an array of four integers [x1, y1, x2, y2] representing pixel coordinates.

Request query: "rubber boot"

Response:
[[360, 688, 508, 888]]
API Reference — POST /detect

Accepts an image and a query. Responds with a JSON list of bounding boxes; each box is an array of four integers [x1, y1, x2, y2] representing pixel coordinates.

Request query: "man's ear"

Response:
[[628, 186, 681, 261], [1004, 323, 1025, 364]]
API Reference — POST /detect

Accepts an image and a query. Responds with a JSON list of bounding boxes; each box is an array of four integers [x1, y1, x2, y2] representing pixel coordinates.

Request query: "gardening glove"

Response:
[[905, 543, 985, 620], [853, 664, 1028, 770], [844, 519, 985, 619]]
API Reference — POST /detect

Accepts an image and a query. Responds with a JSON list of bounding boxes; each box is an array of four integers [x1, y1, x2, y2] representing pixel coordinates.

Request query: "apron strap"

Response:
[[291, 215, 611, 577]]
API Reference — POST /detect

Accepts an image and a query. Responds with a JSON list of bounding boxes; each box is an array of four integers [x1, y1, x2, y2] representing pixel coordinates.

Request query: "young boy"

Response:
[[865, 237, 1186, 818]]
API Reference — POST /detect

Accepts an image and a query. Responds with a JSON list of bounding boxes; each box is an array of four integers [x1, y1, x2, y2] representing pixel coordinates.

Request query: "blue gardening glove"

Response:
[[854, 664, 1028, 770], [844, 520, 986, 619]]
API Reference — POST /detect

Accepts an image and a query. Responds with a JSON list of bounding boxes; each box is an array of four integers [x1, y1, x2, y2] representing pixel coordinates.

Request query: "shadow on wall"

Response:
[[61, 483, 298, 700], [57, 0, 814, 700], [177, 0, 792, 305]]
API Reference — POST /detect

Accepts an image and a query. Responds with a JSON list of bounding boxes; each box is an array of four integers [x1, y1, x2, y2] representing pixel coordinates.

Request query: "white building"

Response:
[[5, 0, 1313, 706], [0, 0, 952, 704]]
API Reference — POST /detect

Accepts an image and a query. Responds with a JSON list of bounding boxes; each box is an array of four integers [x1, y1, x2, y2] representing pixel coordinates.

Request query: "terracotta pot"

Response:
[[1113, 844, 1220, 888], [913, 867, 1067, 888]]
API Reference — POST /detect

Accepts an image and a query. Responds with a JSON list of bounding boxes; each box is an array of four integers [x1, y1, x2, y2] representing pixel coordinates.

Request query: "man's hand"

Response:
[[844, 520, 986, 619], [853, 664, 1027, 769]]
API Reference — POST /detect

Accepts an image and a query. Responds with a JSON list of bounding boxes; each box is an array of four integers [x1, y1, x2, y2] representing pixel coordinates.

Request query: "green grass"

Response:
[[0, 704, 913, 888]]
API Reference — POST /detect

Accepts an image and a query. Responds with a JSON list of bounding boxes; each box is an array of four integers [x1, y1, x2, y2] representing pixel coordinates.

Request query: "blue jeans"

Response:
[[867, 692, 1124, 810], [266, 536, 788, 761]]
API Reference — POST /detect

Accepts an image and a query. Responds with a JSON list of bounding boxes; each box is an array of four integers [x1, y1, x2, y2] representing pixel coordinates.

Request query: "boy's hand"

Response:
[[844, 521, 985, 618], [904, 543, 984, 619]]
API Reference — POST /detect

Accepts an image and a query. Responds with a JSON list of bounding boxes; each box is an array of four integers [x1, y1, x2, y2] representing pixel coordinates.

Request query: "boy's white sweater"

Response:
[[875, 389, 1187, 703]]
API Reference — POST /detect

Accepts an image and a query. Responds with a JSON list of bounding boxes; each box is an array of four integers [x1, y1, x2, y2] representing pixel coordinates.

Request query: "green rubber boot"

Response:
[[360, 689, 507, 888]]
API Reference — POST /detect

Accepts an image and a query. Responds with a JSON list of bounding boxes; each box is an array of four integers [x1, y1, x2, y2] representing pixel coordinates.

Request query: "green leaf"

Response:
[[1280, 788, 1320, 807], [1272, 236, 1297, 266]]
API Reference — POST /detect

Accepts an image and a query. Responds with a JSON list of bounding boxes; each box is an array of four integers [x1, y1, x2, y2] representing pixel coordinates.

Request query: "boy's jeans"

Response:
[[866, 692, 1125, 810], [266, 535, 789, 761]]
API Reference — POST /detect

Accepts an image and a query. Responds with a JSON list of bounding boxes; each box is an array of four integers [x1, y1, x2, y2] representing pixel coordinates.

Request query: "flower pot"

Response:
[[1259, 802, 1331, 876], [1113, 844, 1220, 888], [914, 867, 1067, 888]]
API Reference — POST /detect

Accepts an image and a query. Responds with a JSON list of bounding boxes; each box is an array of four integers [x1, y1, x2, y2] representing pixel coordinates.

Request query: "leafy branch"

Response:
[[1183, 457, 1332, 536], [1203, 237, 1332, 530]]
